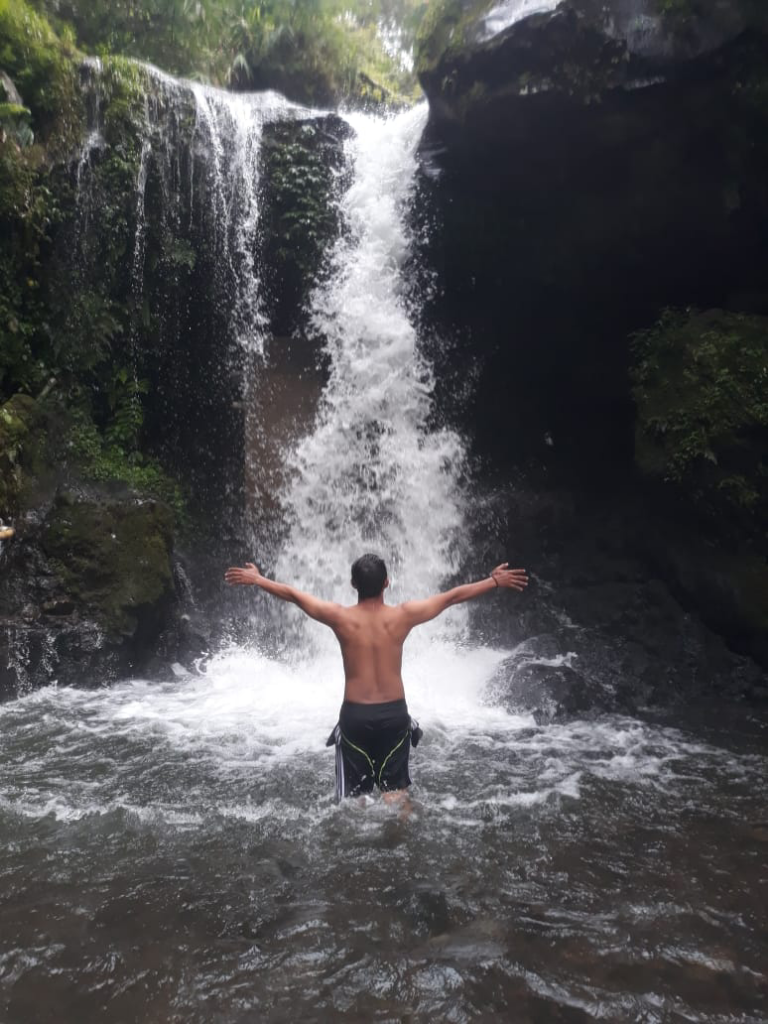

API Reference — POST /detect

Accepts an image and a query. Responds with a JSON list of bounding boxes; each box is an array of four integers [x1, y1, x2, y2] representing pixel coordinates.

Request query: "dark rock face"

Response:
[[414, 29, 768, 471], [0, 490, 180, 699], [412, 0, 768, 667], [417, 0, 763, 128], [414, 0, 768, 470], [260, 114, 353, 337], [468, 481, 767, 713]]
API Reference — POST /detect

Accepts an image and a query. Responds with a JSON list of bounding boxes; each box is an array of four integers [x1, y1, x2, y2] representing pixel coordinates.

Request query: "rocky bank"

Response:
[[413, 0, 768, 670]]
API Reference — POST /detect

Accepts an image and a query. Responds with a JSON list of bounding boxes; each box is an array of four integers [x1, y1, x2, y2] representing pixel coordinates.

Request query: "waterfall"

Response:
[[187, 81, 293, 356], [67, 62, 330, 521], [70, 59, 475, 665], [67, 57, 483, 683], [274, 106, 468, 639], [75, 63, 301, 360], [73, 62, 470, 626]]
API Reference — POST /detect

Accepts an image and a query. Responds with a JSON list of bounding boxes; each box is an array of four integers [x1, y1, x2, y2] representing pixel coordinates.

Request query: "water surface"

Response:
[[1, 643, 767, 1023]]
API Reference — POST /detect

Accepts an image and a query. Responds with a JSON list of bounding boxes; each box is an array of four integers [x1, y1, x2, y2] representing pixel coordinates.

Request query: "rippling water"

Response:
[[1, 642, 767, 1023]]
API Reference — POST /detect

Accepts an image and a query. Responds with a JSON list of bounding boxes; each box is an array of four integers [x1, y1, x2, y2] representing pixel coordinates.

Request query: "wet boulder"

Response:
[[0, 490, 179, 698], [39, 491, 175, 638], [416, 0, 765, 132], [0, 394, 46, 521], [487, 635, 599, 720], [260, 114, 353, 335], [506, 660, 591, 722]]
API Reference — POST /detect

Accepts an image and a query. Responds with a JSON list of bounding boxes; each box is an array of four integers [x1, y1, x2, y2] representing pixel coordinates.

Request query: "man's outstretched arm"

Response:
[[225, 562, 343, 627], [400, 563, 528, 628]]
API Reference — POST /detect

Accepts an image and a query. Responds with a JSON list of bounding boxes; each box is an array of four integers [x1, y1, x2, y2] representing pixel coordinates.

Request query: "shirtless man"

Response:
[[224, 554, 528, 803]]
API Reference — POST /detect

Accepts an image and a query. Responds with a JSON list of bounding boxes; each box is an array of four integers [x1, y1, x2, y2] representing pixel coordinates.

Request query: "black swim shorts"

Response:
[[326, 699, 421, 800]]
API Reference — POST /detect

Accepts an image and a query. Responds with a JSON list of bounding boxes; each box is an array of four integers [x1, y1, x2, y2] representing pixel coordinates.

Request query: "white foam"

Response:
[[483, 0, 562, 39]]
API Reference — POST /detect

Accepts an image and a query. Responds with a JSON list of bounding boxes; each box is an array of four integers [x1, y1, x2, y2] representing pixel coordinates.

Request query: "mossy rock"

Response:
[[41, 492, 175, 637], [415, 0, 761, 128], [415, 0, 496, 79], [260, 115, 352, 330], [0, 392, 42, 518]]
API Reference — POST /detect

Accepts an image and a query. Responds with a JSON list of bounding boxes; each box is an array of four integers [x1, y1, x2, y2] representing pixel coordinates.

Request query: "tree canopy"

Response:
[[29, 0, 428, 105]]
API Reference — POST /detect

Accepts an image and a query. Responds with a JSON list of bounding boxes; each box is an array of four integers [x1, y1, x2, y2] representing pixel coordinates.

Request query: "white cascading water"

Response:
[[79, 63, 300, 360], [188, 81, 295, 355], [212, 104, 521, 760], [274, 106, 468, 636]]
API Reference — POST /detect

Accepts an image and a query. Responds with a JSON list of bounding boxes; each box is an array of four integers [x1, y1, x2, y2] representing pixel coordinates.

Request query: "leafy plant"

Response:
[[104, 366, 148, 450], [26, 0, 427, 104], [67, 406, 188, 522], [631, 308, 768, 539]]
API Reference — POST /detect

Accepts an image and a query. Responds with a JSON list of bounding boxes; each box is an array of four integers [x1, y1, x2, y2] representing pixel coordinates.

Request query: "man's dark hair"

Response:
[[351, 553, 388, 599]]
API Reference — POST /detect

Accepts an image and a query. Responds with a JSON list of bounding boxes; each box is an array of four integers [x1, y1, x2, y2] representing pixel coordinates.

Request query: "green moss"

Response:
[[631, 308, 768, 542], [0, 100, 28, 117], [262, 121, 342, 283], [0, 0, 83, 154], [41, 492, 174, 636], [415, 0, 494, 78], [98, 56, 148, 151]]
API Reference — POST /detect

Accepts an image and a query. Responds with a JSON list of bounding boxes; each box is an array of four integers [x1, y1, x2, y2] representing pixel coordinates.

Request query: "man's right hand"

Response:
[[225, 562, 262, 586], [490, 563, 529, 591]]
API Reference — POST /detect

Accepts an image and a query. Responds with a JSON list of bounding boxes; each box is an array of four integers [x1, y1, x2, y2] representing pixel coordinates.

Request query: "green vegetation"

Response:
[[0, 0, 81, 146], [0, 0, 82, 401], [262, 118, 345, 284], [631, 308, 768, 542], [66, 412, 188, 523], [28, 0, 428, 106], [1, 2, 186, 518], [415, 0, 493, 78]]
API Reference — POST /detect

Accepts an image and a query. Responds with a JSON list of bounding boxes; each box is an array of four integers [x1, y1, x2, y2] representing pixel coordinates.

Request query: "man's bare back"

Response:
[[225, 553, 528, 801], [332, 601, 409, 703]]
